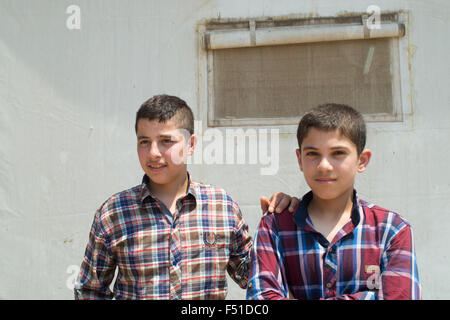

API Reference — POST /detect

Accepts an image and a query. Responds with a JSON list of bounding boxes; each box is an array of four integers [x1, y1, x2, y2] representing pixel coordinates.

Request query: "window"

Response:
[[200, 13, 409, 126]]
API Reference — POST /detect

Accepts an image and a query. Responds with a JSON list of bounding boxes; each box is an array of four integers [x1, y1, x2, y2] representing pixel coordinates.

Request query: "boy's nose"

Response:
[[148, 141, 162, 159], [317, 157, 333, 172]]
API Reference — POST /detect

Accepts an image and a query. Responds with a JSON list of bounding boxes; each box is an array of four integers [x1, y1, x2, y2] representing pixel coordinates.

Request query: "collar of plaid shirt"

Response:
[[139, 173, 197, 206], [293, 190, 361, 246]]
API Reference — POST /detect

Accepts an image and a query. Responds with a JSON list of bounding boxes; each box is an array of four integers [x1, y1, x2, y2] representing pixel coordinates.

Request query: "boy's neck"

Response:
[[308, 188, 354, 221], [307, 188, 354, 243], [148, 173, 189, 212]]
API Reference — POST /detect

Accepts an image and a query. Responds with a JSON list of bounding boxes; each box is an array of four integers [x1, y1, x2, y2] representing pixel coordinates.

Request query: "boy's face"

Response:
[[136, 118, 196, 187], [296, 128, 371, 201]]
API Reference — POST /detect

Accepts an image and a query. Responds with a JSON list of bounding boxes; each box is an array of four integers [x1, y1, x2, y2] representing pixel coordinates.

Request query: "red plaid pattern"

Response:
[[247, 190, 421, 300]]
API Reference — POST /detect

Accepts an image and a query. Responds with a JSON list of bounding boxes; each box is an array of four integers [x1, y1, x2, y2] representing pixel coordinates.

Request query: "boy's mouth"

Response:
[[315, 177, 337, 183], [147, 163, 167, 171]]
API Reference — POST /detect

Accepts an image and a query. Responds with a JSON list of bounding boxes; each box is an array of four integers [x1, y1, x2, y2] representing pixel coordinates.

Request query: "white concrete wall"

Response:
[[0, 0, 448, 299]]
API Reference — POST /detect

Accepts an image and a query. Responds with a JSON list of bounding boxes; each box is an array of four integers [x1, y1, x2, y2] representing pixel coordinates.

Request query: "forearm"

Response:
[[247, 272, 290, 300]]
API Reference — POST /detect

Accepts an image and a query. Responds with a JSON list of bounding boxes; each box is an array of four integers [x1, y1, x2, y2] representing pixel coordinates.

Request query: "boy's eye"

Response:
[[139, 140, 150, 146], [162, 138, 175, 144], [305, 151, 319, 156], [333, 150, 347, 156]]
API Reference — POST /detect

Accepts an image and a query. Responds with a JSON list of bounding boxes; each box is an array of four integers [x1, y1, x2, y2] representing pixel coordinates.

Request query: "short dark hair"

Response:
[[296, 103, 366, 155], [135, 94, 194, 135]]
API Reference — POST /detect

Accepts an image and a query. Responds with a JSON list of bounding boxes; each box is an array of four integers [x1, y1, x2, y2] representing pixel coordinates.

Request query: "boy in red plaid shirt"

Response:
[[247, 103, 421, 300]]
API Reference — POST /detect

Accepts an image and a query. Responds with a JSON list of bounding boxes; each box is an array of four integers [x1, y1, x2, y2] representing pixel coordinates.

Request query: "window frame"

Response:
[[198, 12, 411, 128]]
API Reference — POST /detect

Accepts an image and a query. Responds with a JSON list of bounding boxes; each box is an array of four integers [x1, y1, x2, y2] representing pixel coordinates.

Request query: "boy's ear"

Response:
[[357, 149, 372, 173], [187, 134, 197, 156], [295, 148, 304, 172]]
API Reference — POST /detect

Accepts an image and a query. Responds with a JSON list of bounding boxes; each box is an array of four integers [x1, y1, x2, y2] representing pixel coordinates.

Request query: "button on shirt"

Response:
[[247, 190, 421, 300], [74, 174, 252, 300]]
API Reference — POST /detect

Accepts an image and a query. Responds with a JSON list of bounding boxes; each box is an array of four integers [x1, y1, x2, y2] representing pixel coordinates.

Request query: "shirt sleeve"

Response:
[[74, 209, 116, 300], [378, 224, 421, 300], [226, 201, 253, 289], [246, 213, 289, 300], [323, 291, 377, 300]]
